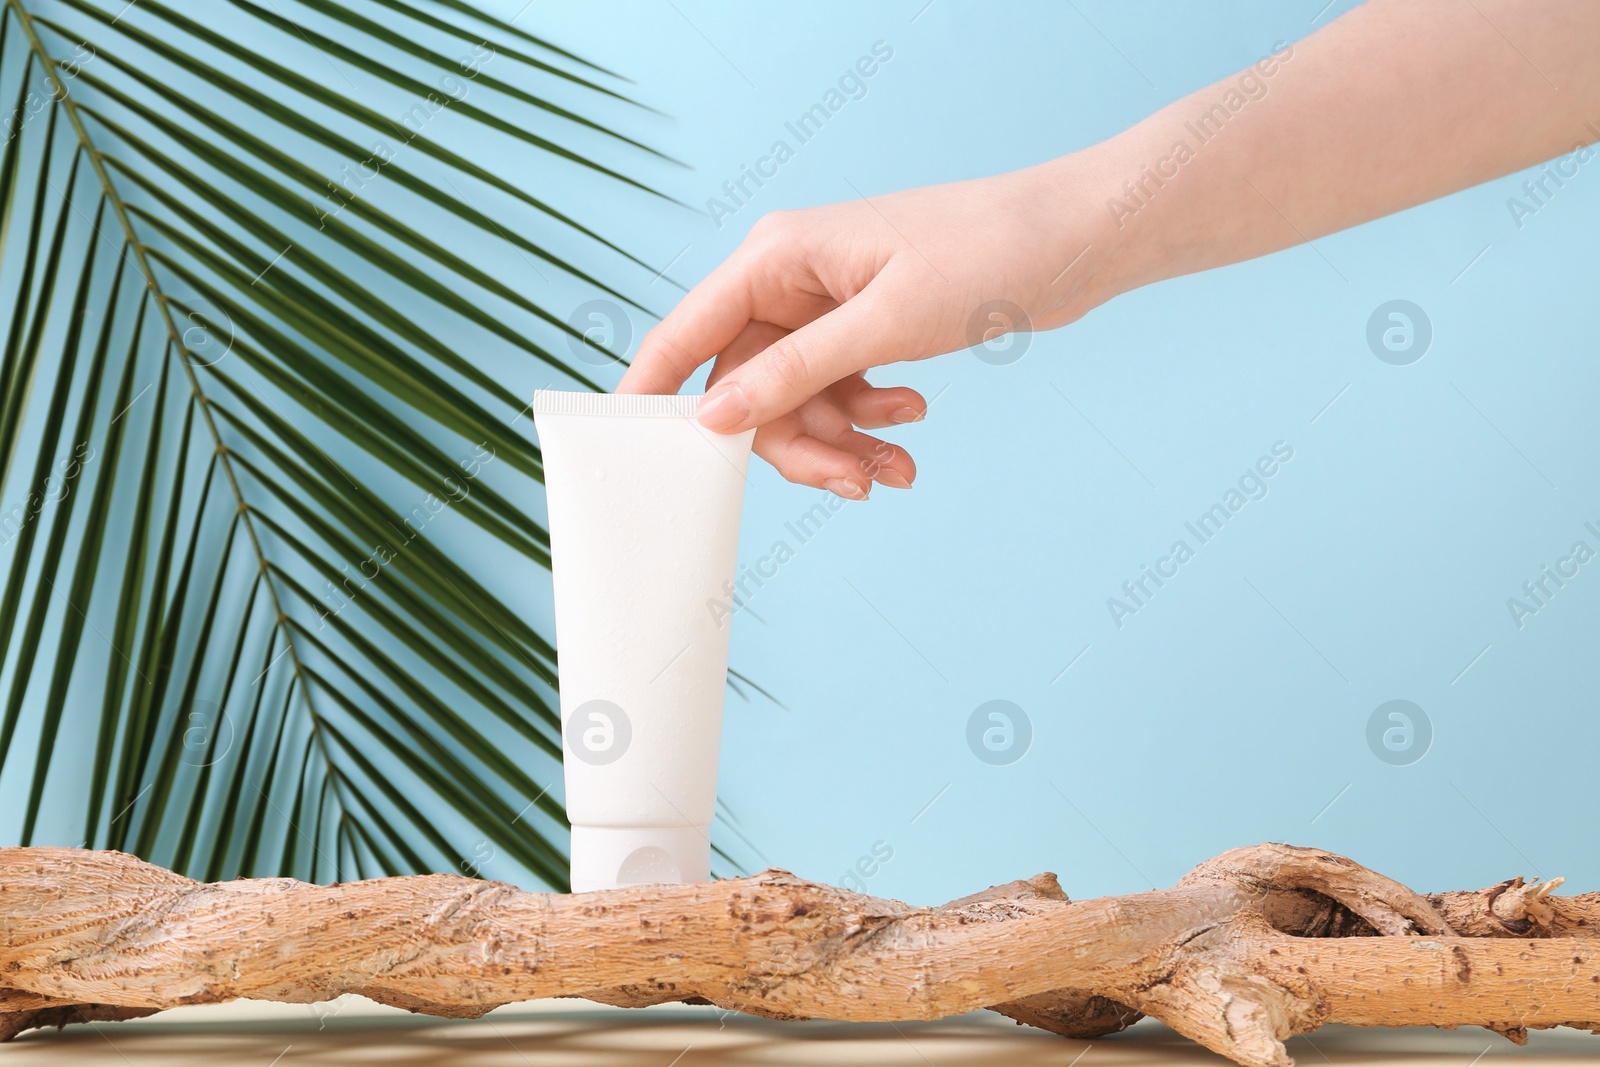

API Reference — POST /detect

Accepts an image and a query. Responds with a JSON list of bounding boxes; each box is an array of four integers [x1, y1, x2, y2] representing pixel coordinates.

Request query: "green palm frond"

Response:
[[0, 0, 723, 890]]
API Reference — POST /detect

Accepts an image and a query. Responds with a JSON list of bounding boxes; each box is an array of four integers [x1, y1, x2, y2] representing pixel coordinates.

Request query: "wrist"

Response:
[[1023, 146, 1153, 325]]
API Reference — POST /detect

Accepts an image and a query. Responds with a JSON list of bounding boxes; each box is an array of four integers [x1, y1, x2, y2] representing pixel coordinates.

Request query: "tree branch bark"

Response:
[[3, 843, 1596, 1066]]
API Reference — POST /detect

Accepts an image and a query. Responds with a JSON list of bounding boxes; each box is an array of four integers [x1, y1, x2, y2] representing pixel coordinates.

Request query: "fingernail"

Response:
[[824, 478, 868, 500], [697, 384, 750, 431], [875, 469, 912, 490], [890, 407, 923, 424]]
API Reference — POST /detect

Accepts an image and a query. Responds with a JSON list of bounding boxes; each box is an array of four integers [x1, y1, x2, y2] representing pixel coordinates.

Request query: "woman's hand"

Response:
[[619, 0, 1600, 499], [616, 162, 1115, 498]]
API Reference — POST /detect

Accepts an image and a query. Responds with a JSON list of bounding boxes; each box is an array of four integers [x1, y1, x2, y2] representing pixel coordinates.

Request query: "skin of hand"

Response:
[[617, 0, 1600, 499], [616, 165, 1118, 498]]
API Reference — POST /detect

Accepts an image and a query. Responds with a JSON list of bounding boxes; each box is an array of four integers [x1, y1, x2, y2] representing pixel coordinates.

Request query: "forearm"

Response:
[[1056, 0, 1600, 303], [626, 0, 1599, 484]]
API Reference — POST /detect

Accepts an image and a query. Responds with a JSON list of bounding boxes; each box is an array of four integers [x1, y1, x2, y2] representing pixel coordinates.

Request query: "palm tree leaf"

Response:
[[291, 0, 678, 161], [43, 12, 651, 311], [417, 0, 628, 80], [0, 0, 763, 890], [0, 111, 70, 483], [56, 0, 671, 273], [0, 152, 88, 747], [366, 0, 648, 106]]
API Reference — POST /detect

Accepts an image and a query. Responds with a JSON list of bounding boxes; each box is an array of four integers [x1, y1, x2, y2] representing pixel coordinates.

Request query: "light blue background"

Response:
[[504, 0, 1600, 904], [5, 0, 1595, 905]]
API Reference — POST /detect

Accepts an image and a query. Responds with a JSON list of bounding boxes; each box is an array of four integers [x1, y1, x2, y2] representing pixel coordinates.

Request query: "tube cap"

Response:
[[568, 825, 711, 893]]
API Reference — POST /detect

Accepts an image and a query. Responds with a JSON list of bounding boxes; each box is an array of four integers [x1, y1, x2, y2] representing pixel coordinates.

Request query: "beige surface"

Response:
[[3, 998, 1598, 1066]]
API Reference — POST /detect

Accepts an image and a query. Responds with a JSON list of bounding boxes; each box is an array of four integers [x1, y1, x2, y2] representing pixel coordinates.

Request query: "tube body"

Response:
[[532, 391, 755, 892]]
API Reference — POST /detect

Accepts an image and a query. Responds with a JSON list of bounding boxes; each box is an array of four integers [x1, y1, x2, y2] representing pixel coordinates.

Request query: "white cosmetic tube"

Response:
[[532, 391, 756, 893]]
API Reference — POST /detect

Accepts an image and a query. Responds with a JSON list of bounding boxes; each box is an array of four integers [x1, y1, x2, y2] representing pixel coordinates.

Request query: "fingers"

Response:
[[755, 402, 920, 498], [615, 252, 756, 395], [645, 309, 921, 498], [827, 375, 927, 430], [753, 424, 877, 499], [756, 422, 916, 498], [704, 319, 786, 390], [836, 429, 917, 491], [695, 276, 909, 433]]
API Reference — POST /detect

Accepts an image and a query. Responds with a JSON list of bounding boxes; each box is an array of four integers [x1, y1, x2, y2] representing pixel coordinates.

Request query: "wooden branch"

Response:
[[3, 844, 1597, 1066]]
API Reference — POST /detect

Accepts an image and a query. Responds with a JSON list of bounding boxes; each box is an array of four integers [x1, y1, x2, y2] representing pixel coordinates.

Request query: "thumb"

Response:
[[695, 282, 906, 433]]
